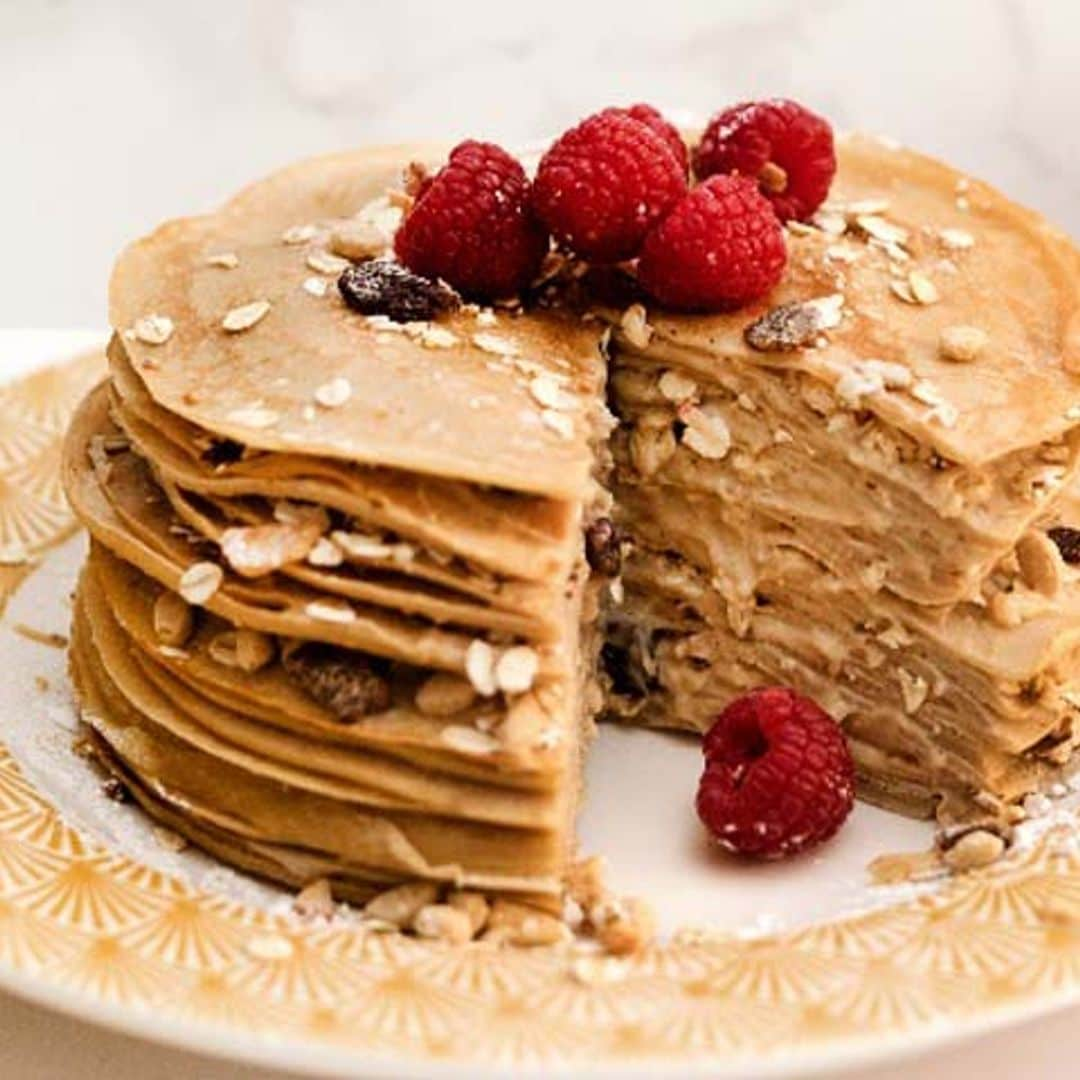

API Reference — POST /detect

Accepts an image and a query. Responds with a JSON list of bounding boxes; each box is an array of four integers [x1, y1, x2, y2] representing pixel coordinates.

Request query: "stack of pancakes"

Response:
[[605, 135, 1080, 825], [64, 130, 1080, 922], [64, 147, 608, 911]]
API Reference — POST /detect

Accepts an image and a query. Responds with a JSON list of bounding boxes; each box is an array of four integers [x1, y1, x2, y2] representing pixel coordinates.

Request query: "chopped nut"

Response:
[[314, 376, 352, 408], [939, 227, 975, 250], [483, 900, 571, 947], [132, 314, 175, 345], [330, 220, 388, 261], [222, 300, 271, 332], [897, 668, 929, 714], [303, 599, 356, 624], [464, 639, 497, 696], [293, 878, 335, 920], [302, 276, 328, 297], [415, 673, 477, 716], [307, 537, 344, 567], [855, 214, 909, 247], [529, 373, 576, 411], [178, 562, 224, 606], [152, 826, 188, 853], [940, 827, 1008, 871], [282, 224, 318, 245], [440, 724, 500, 755], [535, 409, 572, 442], [494, 646, 539, 694], [447, 890, 490, 934], [153, 591, 194, 646], [939, 325, 988, 363], [681, 403, 731, 460], [220, 520, 323, 578], [363, 882, 439, 927], [306, 250, 351, 276], [567, 855, 608, 911], [206, 251, 240, 269], [657, 370, 698, 404], [208, 629, 276, 673], [420, 325, 458, 349], [282, 642, 390, 719], [412, 903, 474, 944], [590, 896, 656, 956], [1016, 530, 1064, 598], [907, 270, 940, 305], [620, 303, 653, 350], [472, 332, 519, 356]]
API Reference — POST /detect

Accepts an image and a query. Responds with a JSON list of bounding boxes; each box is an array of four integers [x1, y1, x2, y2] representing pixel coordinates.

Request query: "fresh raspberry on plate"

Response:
[[696, 687, 855, 859], [693, 99, 836, 222], [637, 175, 787, 311], [532, 108, 688, 262], [623, 103, 688, 174], [394, 140, 549, 299]]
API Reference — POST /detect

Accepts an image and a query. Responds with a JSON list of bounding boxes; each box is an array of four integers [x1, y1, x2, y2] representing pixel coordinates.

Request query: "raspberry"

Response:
[[637, 175, 787, 311], [695, 687, 855, 859], [693, 99, 836, 222], [532, 108, 688, 263], [394, 140, 549, 299], [623, 103, 688, 174]]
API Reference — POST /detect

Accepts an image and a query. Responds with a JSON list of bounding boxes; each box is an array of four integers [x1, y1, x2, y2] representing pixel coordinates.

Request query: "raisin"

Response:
[[282, 642, 391, 720], [102, 776, 131, 803], [1048, 527, 1080, 565], [744, 301, 824, 352], [202, 438, 245, 466], [584, 517, 622, 577], [338, 261, 459, 323]]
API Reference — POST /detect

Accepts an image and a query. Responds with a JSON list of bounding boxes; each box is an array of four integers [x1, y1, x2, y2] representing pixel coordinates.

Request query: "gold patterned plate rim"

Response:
[[2, 346, 1080, 1077]]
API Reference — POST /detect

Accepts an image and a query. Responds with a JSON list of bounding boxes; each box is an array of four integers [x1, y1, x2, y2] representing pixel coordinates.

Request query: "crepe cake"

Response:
[[603, 134, 1080, 825], [62, 129, 1080, 941]]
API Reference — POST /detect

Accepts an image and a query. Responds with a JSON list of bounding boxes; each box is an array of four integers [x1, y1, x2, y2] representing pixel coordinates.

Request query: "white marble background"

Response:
[[2, 0, 1079, 330]]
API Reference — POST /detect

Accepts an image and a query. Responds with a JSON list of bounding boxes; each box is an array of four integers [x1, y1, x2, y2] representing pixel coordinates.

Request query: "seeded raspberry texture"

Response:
[[693, 98, 836, 222], [623, 103, 689, 174], [637, 175, 787, 311], [394, 140, 549, 299], [696, 687, 855, 859], [532, 108, 688, 263]]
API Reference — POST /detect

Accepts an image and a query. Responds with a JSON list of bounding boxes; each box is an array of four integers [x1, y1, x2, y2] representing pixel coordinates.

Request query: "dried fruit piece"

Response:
[[282, 642, 391, 720], [744, 295, 843, 352], [338, 260, 459, 323], [584, 517, 623, 577], [696, 686, 855, 858], [1048, 526, 1080, 565]]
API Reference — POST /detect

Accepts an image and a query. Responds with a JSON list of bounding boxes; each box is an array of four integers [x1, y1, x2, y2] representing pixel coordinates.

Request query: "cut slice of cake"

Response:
[[602, 133, 1080, 827]]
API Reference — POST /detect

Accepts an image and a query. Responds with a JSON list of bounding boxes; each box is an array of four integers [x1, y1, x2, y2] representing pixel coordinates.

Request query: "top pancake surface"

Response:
[[111, 135, 1080, 487], [110, 144, 604, 500], [646, 133, 1080, 467]]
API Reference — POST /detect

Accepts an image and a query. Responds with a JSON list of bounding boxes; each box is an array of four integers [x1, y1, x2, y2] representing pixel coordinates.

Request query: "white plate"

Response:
[[1, 335, 1079, 1077]]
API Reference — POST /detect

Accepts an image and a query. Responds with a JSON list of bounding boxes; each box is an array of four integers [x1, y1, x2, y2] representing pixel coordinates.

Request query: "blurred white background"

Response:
[[2, 0, 1079, 328]]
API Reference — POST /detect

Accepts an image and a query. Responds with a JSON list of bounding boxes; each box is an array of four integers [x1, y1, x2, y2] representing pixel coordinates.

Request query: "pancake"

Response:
[[62, 128, 1080, 943]]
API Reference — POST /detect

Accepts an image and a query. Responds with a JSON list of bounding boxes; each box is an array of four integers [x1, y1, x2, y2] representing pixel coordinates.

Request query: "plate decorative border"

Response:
[[1, 352, 1080, 1075]]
